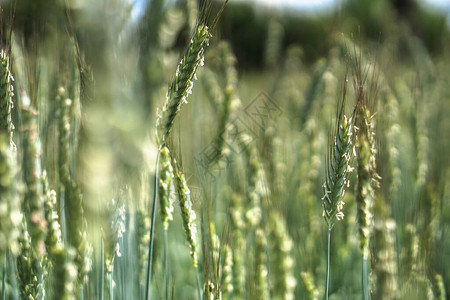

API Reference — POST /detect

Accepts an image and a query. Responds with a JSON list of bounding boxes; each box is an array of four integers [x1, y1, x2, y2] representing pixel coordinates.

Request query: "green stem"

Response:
[[362, 255, 370, 300], [101, 239, 105, 300], [164, 229, 169, 300], [145, 151, 160, 300], [195, 267, 202, 300], [60, 189, 67, 244], [110, 269, 113, 300], [7, 250, 18, 300], [119, 236, 126, 300], [325, 227, 331, 300], [2, 255, 5, 300]]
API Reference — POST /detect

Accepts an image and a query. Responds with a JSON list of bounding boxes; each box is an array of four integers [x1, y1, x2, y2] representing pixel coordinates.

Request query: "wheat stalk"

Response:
[[0, 49, 16, 300], [203, 222, 222, 300], [321, 78, 354, 300], [56, 87, 91, 288], [355, 103, 378, 300], [350, 48, 381, 299], [158, 146, 174, 299], [146, 8, 215, 297], [173, 161, 202, 299]]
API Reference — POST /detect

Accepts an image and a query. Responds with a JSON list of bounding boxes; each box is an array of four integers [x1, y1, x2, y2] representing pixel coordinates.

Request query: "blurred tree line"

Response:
[[219, 0, 449, 68], [1, 0, 448, 68]]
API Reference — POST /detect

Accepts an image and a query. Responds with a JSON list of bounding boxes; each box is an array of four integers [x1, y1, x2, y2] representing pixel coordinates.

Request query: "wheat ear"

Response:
[[103, 196, 126, 300], [301, 272, 319, 300], [229, 193, 246, 298], [158, 146, 174, 299], [322, 97, 354, 228], [254, 228, 269, 300], [355, 103, 378, 300], [57, 87, 90, 286], [158, 146, 175, 230], [147, 18, 211, 299], [173, 162, 198, 267], [222, 244, 233, 297], [16, 224, 41, 299], [267, 213, 296, 300], [433, 274, 446, 300], [156, 24, 210, 145], [213, 42, 239, 166], [0, 49, 15, 150], [0, 49, 18, 296], [42, 171, 63, 256], [372, 219, 398, 299], [52, 247, 77, 300], [0, 133, 21, 258], [173, 161, 202, 299], [20, 101, 47, 257]]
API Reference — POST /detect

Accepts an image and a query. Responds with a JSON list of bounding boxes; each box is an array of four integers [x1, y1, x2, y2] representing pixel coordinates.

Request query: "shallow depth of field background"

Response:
[[0, 0, 449, 299]]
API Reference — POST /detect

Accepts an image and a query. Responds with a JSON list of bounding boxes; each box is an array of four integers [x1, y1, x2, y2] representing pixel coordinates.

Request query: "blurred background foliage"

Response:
[[5, 0, 450, 67]]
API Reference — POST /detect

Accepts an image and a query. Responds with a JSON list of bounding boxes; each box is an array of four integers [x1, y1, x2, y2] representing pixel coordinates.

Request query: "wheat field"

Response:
[[0, 0, 448, 299]]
